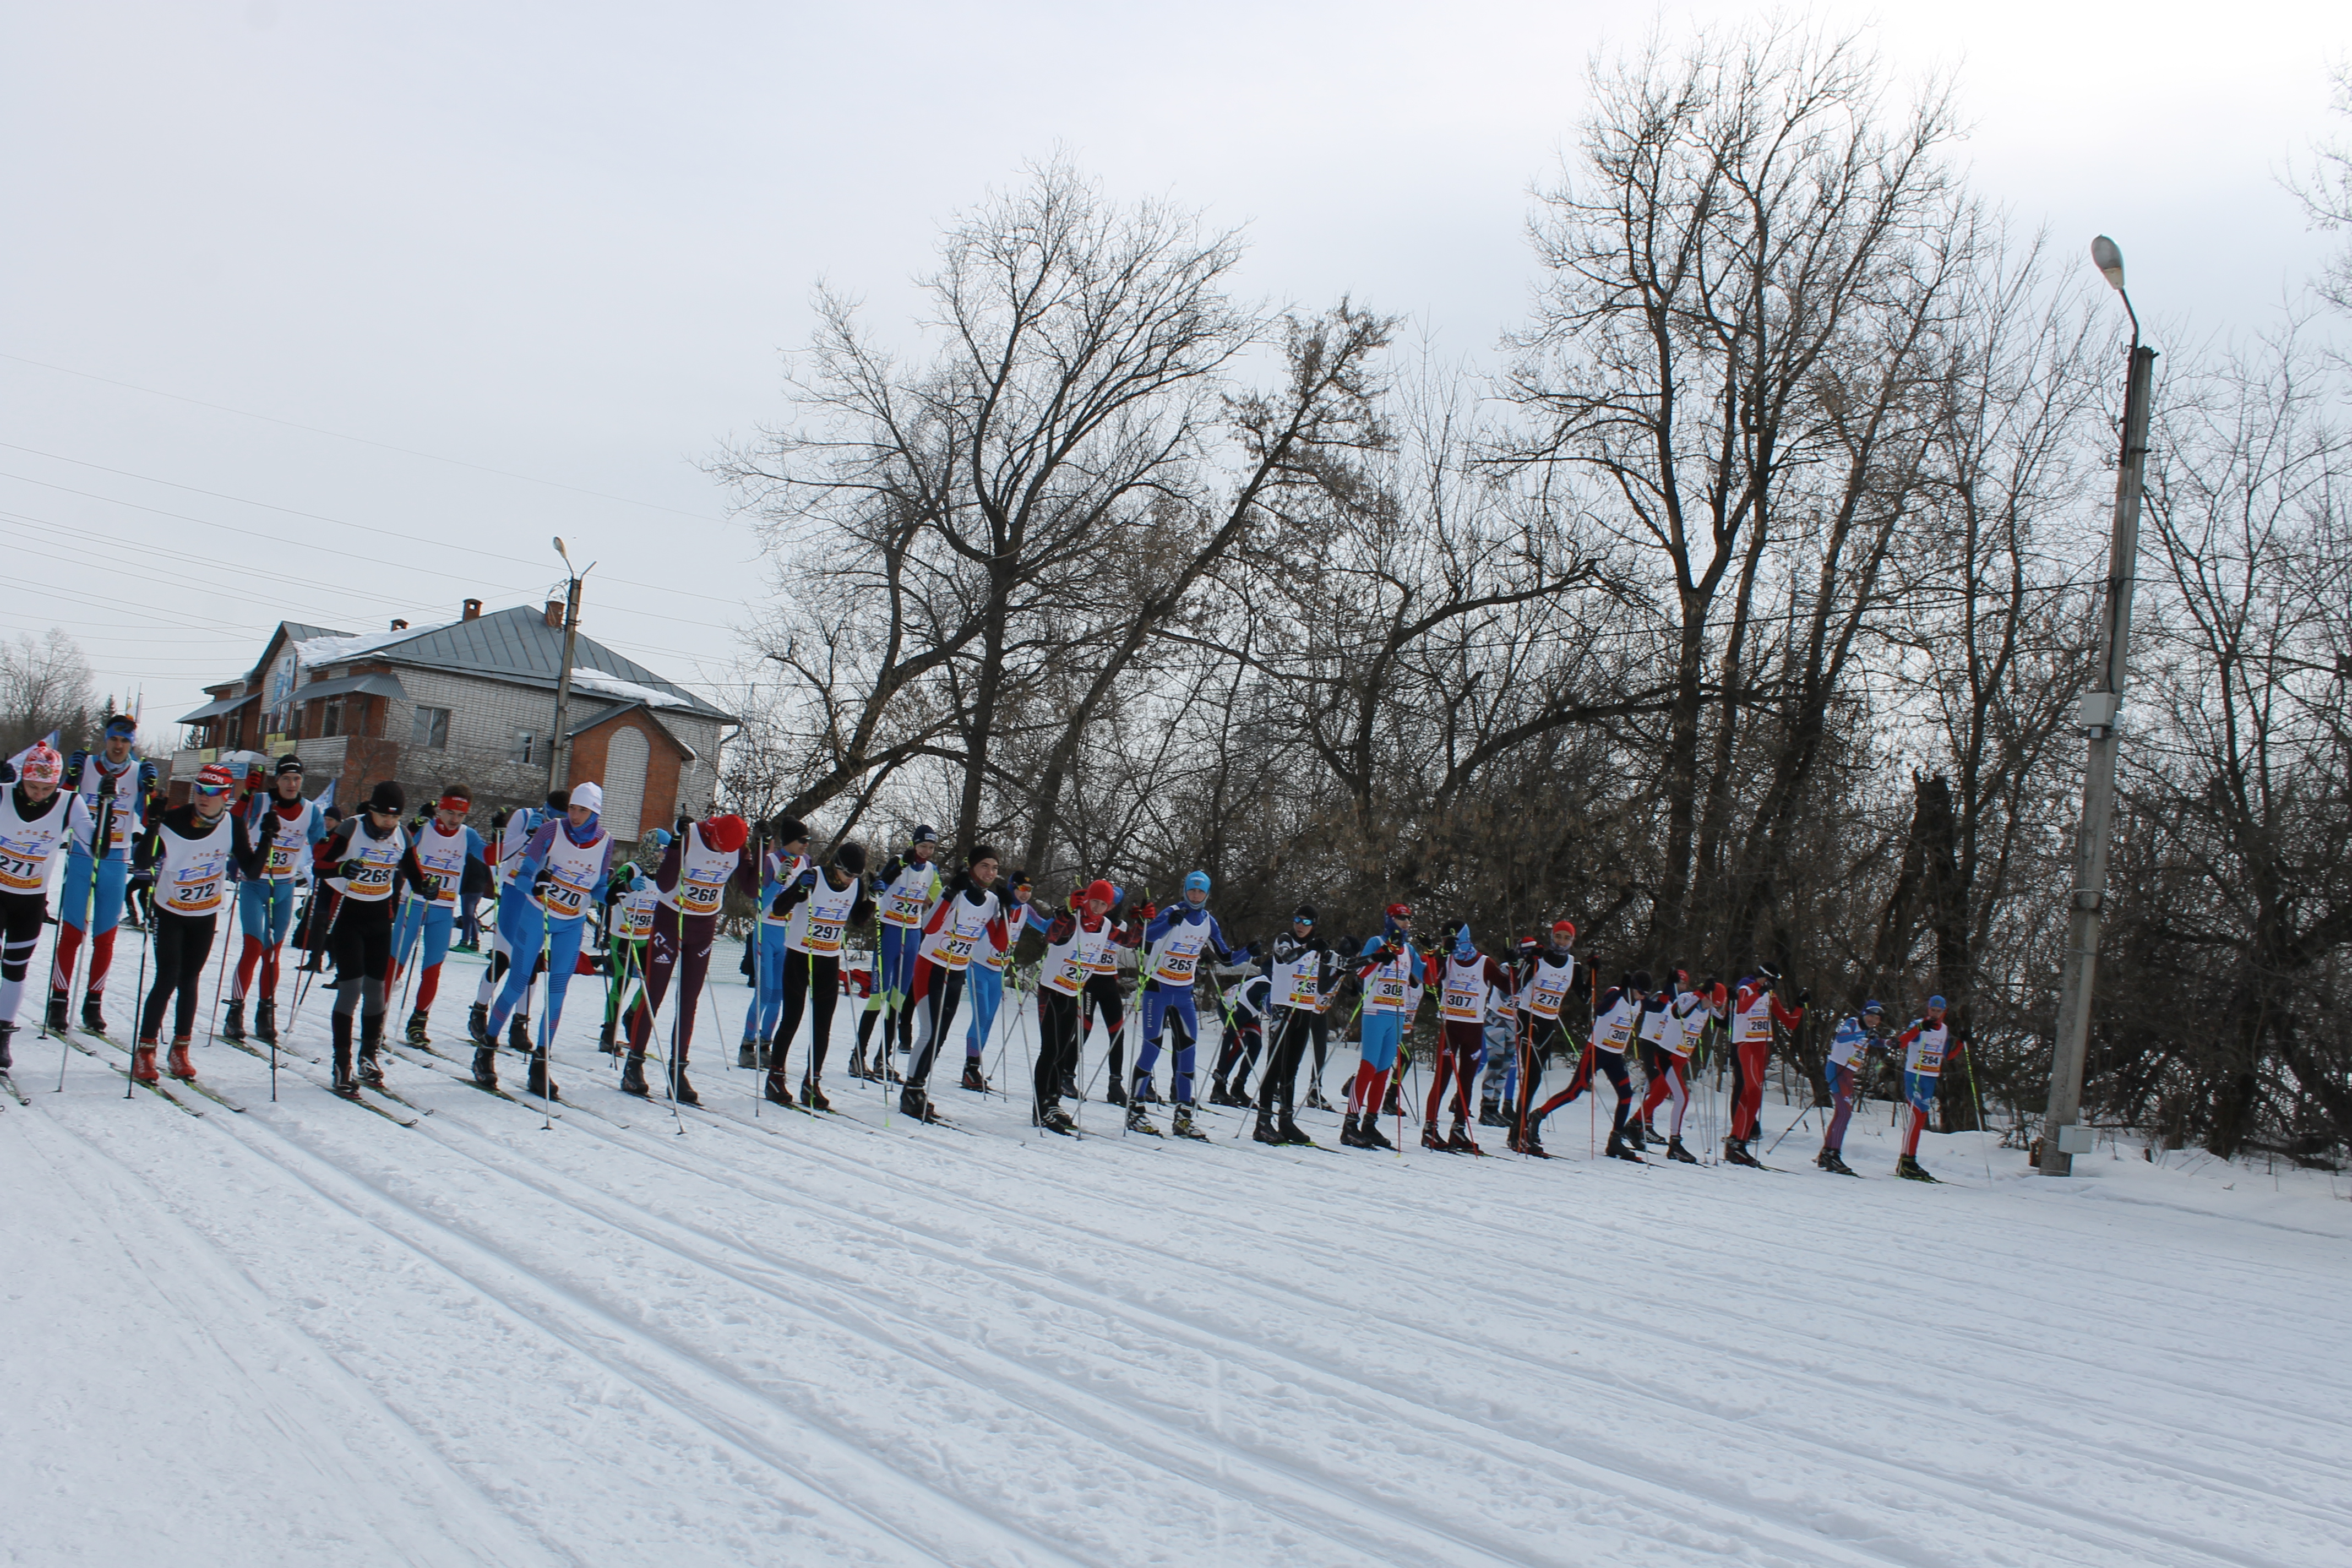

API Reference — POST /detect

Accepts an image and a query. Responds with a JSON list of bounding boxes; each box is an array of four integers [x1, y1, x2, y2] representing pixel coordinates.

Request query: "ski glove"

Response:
[[795, 868, 818, 889], [1795, 988, 1812, 1007]]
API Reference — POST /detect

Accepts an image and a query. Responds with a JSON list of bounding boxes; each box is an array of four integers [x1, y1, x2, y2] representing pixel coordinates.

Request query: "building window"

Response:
[[320, 699, 345, 740], [509, 730, 535, 766], [411, 706, 450, 750]]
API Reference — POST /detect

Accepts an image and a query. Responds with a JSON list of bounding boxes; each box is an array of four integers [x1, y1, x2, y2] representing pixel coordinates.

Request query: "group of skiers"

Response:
[[0, 743, 1971, 1179]]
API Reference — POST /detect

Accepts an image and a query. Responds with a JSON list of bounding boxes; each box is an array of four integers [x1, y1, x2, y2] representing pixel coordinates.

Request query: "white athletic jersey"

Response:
[[1440, 955, 1491, 1023], [1148, 911, 1217, 986], [979, 902, 1030, 972], [151, 812, 238, 918], [0, 788, 89, 897], [1087, 918, 1127, 977], [663, 824, 739, 917], [498, 808, 542, 882], [1360, 944, 1419, 1016], [786, 869, 861, 957], [1637, 996, 1672, 1047], [1828, 1015, 1880, 1070], [411, 820, 471, 906], [1042, 916, 1113, 998], [331, 821, 408, 905], [1593, 992, 1639, 1054], [251, 797, 321, 881], [757, 850, 810, 927], [1520, 954, 1576, 1020], [613, 885, 657, 943], [916, 889, 1001, 971], [536, 828, 609, 923], [1733, 987, 1778, 1046], [875, 856, 941, 929], [69, 754, 142, 859], [1660, 991, 1710, 1058], [1274, 945, 1328, 1011], [1903, 1019, 1954, 1077]]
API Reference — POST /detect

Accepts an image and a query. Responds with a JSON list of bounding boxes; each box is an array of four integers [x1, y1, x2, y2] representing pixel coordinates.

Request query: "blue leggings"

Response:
[[1135, 982, 1201, 1103], [488, 907, 588, 1049], [238, 878, 298, 944], [865, 922, 920, 1012], [963, 963, 1004, 1057], [1358, 1011, 1403, 1072], [393, 898, 455, 1007], [58, 851, 128, 938], [742, 921, 791, 1041]]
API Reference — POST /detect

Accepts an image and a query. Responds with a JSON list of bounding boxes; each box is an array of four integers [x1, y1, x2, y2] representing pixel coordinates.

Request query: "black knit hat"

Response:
[[834, 841, 868, 876], [367, 780, 406, 814]]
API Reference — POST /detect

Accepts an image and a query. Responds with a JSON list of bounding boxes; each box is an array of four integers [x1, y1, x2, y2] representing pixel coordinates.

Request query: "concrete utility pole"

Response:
[[546, 537, 590, 797], [2041, 236, 2156, 1176]]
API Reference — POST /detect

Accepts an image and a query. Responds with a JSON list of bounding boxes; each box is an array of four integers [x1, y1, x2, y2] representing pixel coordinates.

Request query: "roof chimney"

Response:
[[389, 618, 409, 631], [545, 600, 564, 628], [461, 598, 483, 621]]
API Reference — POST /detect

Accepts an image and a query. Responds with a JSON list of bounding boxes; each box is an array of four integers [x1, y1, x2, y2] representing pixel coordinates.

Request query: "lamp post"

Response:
[[2039, 236, 2157, 1175], [546, 537, 592, 796]]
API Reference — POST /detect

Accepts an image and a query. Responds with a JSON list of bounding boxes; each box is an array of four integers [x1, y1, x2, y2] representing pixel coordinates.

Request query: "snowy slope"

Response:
[[6, 947, 2350, 1567]]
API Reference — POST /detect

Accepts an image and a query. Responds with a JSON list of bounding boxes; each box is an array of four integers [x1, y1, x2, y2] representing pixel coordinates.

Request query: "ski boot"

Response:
[[1338, 1113, 1366, 1147], [1358, 1114, 1395, 1150], [1107, 1079, 1129, 1108], [0, 1019, 13, 1072], [1303, 1085, 1334, 1113], [1276, 1112, 1313, 1146], [1381, 1080, 1404, 1118], [598, 1017, 618, 1055], [330, 1014, 358, 1097], [1507, 1124, 1550, 1158], [1896, 1155, 1939, 1183], [897, 1085, 947, 1124], [1170, 1104, 1209, 1141], [471, 1046, 500, 1090], [508, 1012, 531, 1052], [82, 993, 108, 1036], [526, 1050, 559, 1103], [764, 1068, 794, 1108], [222, 999, 247, 1042], [846, 1045, 871, 1081], [1208, 1077, 1238, 1108], [45, 991, 70, 1035], [166, 1037, 196, 1081], [1604, 1129, 1643, 1163], [1421, 1120, 1450, 1152], [1665, 1137, 1700, 1164], [467, 1003, 491, 1048], [132, 1038, 161, 1084], [1623, 1120, 1648, 1153], [357, 1044, 385, 1090], [1253, 1110, 1284, 1145], [1723, 1136, 1763, 1168], [1124, 1101, 1162, 1137], [799, 1077, 831, 1113], [960, 1059, 990, 1093], [1478, 1099, 1508, 1128], [671, 1056, 703, 1107], [1059, 1070, 1079, 1101], [406, 1008, 432, 1047], [254, 999, 279, 1045], [620, 1051, 651, 1097], [1137, 1077, 1164, 1106], [1816, 1147, 1858, 1176], [1446, 1119, 1484, 1156], [738, 1037, 759, 1069], [1035, 1102, 1079, 1136]]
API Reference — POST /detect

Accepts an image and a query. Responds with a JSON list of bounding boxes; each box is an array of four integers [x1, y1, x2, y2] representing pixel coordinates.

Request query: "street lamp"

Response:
[[2039, 237, 2158, 1175], [546, 536, 594, 796]]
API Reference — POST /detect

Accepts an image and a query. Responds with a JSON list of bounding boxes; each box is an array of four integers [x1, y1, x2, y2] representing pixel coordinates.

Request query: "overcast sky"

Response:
[[3, 0, 2344, 742]]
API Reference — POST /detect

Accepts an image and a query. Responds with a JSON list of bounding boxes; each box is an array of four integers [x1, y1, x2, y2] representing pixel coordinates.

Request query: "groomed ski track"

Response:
[[6, 948, 2349, 1567]]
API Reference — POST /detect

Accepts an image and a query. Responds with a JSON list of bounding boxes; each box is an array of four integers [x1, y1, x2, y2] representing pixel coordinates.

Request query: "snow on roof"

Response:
[[292, 623, 454, 669], [567, 668, 683, 709]]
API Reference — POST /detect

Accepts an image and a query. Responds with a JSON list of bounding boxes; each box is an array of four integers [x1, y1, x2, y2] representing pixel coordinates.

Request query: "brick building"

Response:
[[173, 598, 733, 843]]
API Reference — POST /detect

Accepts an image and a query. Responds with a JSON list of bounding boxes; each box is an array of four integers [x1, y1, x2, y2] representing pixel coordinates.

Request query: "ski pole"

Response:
[[288, 889, 342, 1038], [50, 786, 115, 1091], [1965, 1048, 1992, 1182], [203, 886, 235, 1052], [124, 907, 151, 1099]]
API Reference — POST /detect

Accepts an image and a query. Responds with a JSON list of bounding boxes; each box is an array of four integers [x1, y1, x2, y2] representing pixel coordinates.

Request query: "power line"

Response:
[[0, 351, 733, 524]]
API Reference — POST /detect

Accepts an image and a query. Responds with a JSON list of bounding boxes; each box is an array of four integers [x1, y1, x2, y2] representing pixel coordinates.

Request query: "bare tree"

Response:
[[1, 627, 97, 758]]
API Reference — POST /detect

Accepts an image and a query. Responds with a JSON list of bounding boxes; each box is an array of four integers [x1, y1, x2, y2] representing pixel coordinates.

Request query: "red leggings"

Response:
[[1728, 1038, 1771, 1140], [1423, 1020, 1483, 1125], [1640, 1054, 1690, 1135]]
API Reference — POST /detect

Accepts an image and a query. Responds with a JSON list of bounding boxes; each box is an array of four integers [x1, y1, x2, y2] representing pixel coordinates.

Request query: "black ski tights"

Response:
[[138, 911, 216, 1041], [1034, 988, 1080, 1113], [774, 950, 841, 1078]]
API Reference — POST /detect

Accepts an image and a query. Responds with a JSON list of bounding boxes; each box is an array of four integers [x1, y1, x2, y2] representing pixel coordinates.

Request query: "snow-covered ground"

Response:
[[7, 944, 2350, 1567]]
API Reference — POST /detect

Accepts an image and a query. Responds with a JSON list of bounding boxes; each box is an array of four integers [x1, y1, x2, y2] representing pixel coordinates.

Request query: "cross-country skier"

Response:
[[746, 840, 872, 1110], [471, 791, 568, 1052], [613, 810, 754, 1105], [963, 866, 1032, 1076], [1211, 946, 1271, 1108], [1530, 969, 1647, 1161], [1082, 887, 1150, 1105], [47, 715, 159, 1036], [478, 782, 617, 1101], [1892, 996, 1967, 1182], [1127, 870, 1239, 1140], [1341, 903, 1423, 1150], [388, 785, 486, 1047], [598, 829, 666, 1053], [313, 780, 433, 1095], [1637, 970, 1717, 1163], [1030, 880, 1117, 1135], [1724, 965, 1808, 1167], [852, 824, 943, 1076], [128, 761, 272, 1082], [1503, 920, 1578, 1156], [0, 743, 91, 1072], [1423, 923, 1514, 1154], [739, 816, 812, 1068], [1817, 999, 1890, 1175], [1251, 907, 1340, 1145], [896, 847, 1009, 1122], [222, 755, 325, 1046]]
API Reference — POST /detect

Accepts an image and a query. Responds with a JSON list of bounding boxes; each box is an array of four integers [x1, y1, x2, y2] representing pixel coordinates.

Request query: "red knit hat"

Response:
[[702, 814, 748, 853], [1081, 879, 1115, 908]]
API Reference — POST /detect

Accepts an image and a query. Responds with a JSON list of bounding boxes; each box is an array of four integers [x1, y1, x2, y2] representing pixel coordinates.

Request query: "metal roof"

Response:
[[290, 672, 410, 704], [177, 692, 259, 725], [331, 606, 732, 723]]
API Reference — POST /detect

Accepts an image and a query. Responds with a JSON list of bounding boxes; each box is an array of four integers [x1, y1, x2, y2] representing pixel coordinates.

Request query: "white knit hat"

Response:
[[568, 781, 603, 814]]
